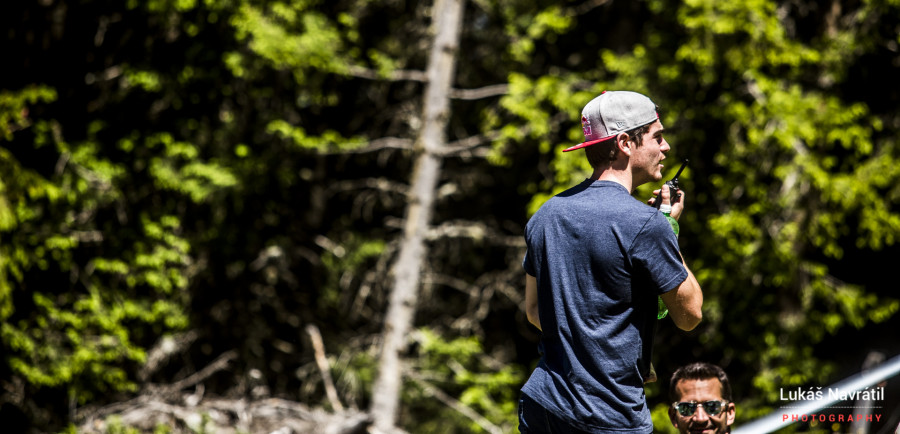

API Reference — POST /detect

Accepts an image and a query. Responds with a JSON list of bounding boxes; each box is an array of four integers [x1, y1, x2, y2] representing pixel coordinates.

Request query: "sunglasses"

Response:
[[673, 400, 728, 417]]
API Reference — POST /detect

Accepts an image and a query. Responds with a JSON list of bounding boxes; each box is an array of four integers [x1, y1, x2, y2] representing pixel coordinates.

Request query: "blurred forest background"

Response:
[[3, 0, 900, 433]]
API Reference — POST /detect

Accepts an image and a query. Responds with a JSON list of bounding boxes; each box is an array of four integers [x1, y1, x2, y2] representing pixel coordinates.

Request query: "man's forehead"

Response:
[[675, 378, 724, 400]]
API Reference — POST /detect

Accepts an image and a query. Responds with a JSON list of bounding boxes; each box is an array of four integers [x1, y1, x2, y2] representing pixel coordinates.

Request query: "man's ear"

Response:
[[616, 133, 632, 157], [668, 406, 679, 427], [726, 402, 736, 426]]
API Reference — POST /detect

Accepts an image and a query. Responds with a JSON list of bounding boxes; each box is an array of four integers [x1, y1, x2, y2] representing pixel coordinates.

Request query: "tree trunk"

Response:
[[369, 0, 465, 431]]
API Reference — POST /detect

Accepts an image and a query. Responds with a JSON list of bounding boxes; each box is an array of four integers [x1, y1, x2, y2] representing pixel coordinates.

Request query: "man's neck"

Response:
[[591, 166, 633, 193]]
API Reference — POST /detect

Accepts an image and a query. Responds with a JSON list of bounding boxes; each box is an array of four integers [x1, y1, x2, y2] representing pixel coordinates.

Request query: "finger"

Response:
[[660, 184, 671, 206], [647, 189, 657, 205], [673, 188, 685, 205]]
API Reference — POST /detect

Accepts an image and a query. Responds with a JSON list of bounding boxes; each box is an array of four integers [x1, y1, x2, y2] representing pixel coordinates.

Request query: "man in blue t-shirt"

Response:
[[520, 91, 704, 433]]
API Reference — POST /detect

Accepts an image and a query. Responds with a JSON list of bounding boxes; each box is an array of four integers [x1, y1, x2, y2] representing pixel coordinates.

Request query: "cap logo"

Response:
[[615, 121, 626, 129], [581, 115, 592, 137]]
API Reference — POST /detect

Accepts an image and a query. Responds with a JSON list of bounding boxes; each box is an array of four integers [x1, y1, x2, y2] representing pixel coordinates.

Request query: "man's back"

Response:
[[522, 179, 686, 431]]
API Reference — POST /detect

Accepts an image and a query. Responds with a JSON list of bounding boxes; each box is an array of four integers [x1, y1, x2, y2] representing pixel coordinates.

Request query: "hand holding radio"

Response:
[[653, 159, 688, 210]]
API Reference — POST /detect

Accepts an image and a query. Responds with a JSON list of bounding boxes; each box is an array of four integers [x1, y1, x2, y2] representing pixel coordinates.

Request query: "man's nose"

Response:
[[692, 406, 711, 422]]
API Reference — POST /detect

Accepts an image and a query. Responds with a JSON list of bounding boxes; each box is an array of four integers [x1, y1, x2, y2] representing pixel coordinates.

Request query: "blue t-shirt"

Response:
[[522, 179, 688, 432]]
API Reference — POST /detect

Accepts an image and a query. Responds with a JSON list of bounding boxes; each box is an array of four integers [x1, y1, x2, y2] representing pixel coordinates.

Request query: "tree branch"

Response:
[[348, 66, 428, 82], [306, 324, 345, 412], [427, 220, 525, 247], [77, 350, 237, 424], [139, 331, 200, 382], [436, 130, 503, 157], [324, 178, 410, 198], [570, 0, 613, 14], [407, 371, 503, 434], [349, 137, 415, 153], [448, 84, 509, 100], [163, 350, 238, 394]]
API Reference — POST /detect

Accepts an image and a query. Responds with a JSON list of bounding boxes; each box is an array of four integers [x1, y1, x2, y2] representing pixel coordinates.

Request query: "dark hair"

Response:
[[669, 362, 733, 402], [584, 122, 654, 169]]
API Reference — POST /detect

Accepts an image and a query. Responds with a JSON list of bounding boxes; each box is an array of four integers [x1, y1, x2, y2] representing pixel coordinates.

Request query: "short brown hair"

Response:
[[669, 362, 733, 402], [584, 122, 653, 169]]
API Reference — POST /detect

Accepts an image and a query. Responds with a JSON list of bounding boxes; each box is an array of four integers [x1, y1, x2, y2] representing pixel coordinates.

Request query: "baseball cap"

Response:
[[562, 91, 659, 152]]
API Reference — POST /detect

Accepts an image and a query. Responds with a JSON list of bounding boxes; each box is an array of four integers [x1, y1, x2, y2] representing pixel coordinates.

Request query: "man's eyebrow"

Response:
[[653, 128, 666, 137]]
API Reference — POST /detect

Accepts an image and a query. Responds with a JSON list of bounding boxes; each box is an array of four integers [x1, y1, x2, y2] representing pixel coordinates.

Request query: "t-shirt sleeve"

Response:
[[522, 217, 539, 276], [631, 213, 688, 295], [523, 247, 536, 276]]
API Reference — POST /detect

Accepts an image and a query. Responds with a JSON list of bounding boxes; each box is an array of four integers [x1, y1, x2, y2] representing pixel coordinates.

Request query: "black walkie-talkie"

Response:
[[654, 159, 689, 209]]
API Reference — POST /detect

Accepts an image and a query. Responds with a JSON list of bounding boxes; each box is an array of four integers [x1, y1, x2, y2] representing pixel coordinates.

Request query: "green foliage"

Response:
[[1, 60, 229, 405], [230, 1, 360, 82], [63, 416, 191, 434], [487, 1, 575, 64], [0, 86, 57, 141], [332, 349, 377, 409], [319, 235, 385, 312], [404, 328, 524, 433], [491, 73, 599, 213], [650, 402, 678, 433], [266, 120, 366, 152], [144, 132, 238, 202]]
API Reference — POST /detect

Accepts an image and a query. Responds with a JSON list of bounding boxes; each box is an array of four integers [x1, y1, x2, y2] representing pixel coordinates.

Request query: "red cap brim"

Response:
[[562, 135, 615, 152]]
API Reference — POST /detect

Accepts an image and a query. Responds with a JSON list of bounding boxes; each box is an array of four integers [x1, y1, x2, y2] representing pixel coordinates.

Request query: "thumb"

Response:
[[661, 183, 672, 206]]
